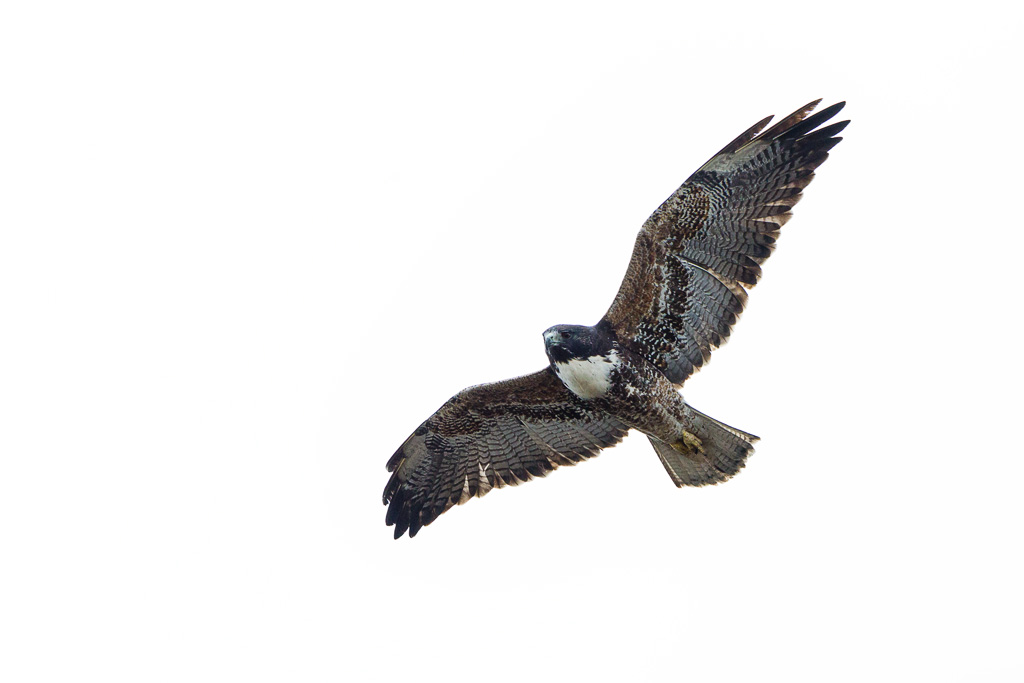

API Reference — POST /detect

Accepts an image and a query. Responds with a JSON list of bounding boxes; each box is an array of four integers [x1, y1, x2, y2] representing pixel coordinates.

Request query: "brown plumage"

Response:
[[384, 370, 629, 538], [603, 100, 846, 383], [384, 100, 848, 538]]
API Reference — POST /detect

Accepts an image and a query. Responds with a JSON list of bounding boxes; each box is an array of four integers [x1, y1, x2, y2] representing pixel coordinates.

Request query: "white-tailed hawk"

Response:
[[384, 100, 847, 538]]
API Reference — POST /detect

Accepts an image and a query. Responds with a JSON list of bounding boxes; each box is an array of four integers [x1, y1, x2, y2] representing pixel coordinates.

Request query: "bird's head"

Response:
[[542, 324, 610, 364]]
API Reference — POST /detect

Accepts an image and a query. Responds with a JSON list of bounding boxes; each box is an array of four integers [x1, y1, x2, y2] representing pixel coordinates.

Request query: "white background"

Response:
[[2, 1, 1021, 681]]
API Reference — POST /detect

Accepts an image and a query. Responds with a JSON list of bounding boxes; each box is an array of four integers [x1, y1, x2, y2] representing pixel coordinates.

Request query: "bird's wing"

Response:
[[384, 368, 629, 538], [601, 100, 847, 384]]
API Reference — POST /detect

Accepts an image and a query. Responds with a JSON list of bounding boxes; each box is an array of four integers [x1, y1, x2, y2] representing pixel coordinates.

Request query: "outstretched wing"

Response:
[[383, 368, 630, 538], [601, 100, 847, 384]]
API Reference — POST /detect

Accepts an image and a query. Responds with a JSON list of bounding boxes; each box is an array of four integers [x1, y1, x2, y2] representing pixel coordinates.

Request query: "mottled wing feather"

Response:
[[602, 100, 847, 384], [383, 368, 630, 538]]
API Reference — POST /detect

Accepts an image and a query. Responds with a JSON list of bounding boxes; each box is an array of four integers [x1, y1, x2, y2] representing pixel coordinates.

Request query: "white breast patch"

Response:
[[553, 350, 620, 400]]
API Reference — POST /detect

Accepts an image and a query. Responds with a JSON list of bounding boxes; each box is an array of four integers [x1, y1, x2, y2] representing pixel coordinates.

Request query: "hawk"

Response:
[[384, 100, 847, 538]]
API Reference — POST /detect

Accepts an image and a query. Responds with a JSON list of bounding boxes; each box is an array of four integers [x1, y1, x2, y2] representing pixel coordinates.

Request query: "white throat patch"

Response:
[[553, 350, 620, 400]]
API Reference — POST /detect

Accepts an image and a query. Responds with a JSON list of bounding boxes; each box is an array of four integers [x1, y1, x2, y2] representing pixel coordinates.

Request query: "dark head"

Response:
[[542, 324, 611, 364]]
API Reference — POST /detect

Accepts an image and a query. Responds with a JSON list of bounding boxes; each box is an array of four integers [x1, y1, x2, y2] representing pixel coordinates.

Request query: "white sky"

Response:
[[2, 1, 1022, 681]]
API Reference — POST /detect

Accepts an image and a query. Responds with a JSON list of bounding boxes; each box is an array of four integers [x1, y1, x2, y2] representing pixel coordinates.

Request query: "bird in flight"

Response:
[[384, 100, 847, 538]]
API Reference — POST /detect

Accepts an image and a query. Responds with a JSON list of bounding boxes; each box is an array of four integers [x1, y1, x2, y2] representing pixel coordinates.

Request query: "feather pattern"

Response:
[[383, 100, 847, 537], [384, 368, 629, 538], [602, 100, 847, 384]]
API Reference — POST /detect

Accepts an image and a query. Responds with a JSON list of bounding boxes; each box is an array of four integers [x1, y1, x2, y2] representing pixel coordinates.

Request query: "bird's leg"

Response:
[[672, 430, 706, 457]]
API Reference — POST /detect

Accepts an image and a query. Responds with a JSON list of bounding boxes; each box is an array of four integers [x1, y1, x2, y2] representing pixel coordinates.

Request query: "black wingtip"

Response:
[[385, 480, 432, 539], [802, 120, 850, 142], [779, 101, 847, 141], [391, 510, 411, 539], [385, 482, 413, 538]]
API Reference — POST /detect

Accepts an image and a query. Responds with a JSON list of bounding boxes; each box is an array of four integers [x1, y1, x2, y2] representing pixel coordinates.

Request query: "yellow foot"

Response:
[[672, 431, 705, 456]]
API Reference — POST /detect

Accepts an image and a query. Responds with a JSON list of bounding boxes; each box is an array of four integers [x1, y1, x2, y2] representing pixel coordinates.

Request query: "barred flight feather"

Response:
[[603, 100, 847, 384], [384, 100, 847, 537]]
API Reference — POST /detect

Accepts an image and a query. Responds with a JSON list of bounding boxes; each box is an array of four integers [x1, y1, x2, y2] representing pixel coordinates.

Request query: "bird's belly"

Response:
[[552, 352, 620, 400], [588, 350, 689, 442]]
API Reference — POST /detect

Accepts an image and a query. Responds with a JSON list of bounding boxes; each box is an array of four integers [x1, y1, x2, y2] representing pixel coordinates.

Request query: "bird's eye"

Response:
[[561, 331, 571, 340]]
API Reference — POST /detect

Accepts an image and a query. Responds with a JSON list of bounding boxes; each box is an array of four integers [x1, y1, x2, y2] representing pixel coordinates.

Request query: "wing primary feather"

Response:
[[776, 101, 846, 141], [707, 114, 774, 159], [386, 100, 848, 536], [600, 99, 846, 385], [383, 370, 629, 538], [799, 120, 850, 143], [408, 509, 424, 538], [755, 98, 823, 141]]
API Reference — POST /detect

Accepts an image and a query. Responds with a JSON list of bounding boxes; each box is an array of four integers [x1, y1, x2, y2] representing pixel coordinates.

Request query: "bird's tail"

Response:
[[647, 403, 759, 487]]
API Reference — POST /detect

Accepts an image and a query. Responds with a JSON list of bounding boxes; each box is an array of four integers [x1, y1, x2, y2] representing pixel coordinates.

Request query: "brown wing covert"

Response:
[[383, 369, 629, 538], [602, 100, 847, 384]]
